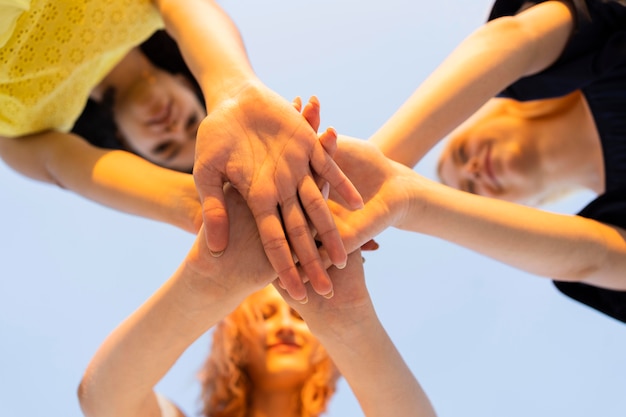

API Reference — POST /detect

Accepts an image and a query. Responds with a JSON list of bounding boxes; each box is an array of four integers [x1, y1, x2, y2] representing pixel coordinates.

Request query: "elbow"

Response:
[[77, 376, 93, 417], [474, 16, 540, 75], [555, 263, 602, 283], [77, 374, 105, 417]]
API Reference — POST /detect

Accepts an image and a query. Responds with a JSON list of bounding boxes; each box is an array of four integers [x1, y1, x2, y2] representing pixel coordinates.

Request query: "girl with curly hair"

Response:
[[78, 184, 437, 417], [199, 285, 340, 417]]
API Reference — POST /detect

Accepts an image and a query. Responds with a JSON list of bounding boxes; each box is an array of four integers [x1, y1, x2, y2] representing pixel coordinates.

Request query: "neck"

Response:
[[522, 92, 605, 196], [90, 48, 153, 102], [248, 387, 303, 417]]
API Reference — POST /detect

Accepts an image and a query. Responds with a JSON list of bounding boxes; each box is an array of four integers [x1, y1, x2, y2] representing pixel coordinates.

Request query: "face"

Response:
[[437, 109, 543, 204], [112, 69, 205, 172], [244, 287, 320, 390]]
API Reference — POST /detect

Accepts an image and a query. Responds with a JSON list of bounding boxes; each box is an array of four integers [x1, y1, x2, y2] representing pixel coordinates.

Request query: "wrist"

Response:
[[389, 161, 428, 231], [176, 258, 248, 317], [201, 74, 263, 110], [308, 306, 380, 346]]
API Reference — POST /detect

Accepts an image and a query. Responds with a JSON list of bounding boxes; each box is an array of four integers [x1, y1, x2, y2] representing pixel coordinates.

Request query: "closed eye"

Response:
[[462, 180, 476, 194], [457, 140, 468, 165], [186, 113, 199, 137], [152, 141, 174, 155]]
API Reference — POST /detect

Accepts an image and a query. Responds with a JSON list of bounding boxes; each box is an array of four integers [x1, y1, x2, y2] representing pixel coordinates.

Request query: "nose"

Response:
[[275, 308, 296, 336], [462, 157, 481, 179], [161, 119, 187, 143]]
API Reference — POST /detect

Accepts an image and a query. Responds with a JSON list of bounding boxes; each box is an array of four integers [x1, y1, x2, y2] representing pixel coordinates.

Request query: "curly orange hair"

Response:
[[199, 286, 340, 417]]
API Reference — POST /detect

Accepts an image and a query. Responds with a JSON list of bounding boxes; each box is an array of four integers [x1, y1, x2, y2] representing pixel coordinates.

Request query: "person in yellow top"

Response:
[[0, 0, 364, 301]]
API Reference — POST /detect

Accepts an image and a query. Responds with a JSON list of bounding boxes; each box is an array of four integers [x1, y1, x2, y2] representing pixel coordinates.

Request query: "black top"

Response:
[[488, 0, 626, 323]]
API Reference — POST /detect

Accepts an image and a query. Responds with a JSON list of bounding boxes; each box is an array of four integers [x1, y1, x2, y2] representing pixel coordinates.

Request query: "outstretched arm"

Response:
[[278, 251, 437, 417], [0, 131, 202, 233], [370, 1, 575, 165], [78, 187, 276, 417], [153, 0, 363, 301], [329, 137, 626, 291]]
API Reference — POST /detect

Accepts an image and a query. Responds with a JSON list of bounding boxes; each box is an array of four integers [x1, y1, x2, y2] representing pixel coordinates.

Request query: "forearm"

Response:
[[370, 1, 574, 166], [400, 176, 626, 289], [309, 308, 436, 417], [0, 132, 200, 233], [79, 261, 244, 417], [153, 0, 258, 109]]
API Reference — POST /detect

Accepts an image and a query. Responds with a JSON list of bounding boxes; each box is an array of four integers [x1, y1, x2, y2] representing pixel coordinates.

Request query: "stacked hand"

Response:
[[193, 82, 363, 301], [328, 136, 418, 254]]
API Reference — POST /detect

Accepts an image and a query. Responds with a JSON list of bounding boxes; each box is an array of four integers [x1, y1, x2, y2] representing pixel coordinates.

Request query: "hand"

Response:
[[193, 82, 363, 301], [275, 250, 373, 333], [327, 137, 417, 254], [292, 97, 379, 253], [183, 185, 276, 300]]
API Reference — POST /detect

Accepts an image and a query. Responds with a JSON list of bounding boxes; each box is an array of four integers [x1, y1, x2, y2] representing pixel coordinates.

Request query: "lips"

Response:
[[268, 341, 301, 351], [483, 144, 502, 191]]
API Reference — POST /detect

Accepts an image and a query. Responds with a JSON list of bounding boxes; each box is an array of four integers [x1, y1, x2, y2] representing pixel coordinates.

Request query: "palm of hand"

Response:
[[195, 89, 315, 200], [329, 137, 414, 254]]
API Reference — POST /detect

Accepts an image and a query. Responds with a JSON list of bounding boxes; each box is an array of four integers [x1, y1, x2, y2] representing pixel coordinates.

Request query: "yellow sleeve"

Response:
[[0, 0, 30, 47]]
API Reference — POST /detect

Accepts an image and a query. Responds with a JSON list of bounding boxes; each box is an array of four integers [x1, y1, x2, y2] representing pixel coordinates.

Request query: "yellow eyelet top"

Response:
[[0, 0, 164, 137]]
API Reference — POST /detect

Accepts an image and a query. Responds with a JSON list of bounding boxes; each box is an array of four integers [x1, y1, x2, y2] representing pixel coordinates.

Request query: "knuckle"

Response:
[[286, 223, 310, 240]]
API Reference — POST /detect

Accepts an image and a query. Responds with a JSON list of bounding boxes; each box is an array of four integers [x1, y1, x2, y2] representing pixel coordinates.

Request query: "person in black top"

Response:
[[355, 0, 626, 322]]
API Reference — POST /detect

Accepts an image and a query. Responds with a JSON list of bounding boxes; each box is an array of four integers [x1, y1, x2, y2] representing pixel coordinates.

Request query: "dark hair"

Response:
[[71, 30, 204, 154]]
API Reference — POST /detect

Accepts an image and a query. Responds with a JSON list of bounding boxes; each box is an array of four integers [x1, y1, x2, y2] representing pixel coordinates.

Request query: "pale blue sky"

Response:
[[2, 1, 626, 416]]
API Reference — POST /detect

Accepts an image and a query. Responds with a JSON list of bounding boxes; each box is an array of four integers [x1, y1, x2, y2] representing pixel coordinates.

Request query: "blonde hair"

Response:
[[199, 287, 340, 417]]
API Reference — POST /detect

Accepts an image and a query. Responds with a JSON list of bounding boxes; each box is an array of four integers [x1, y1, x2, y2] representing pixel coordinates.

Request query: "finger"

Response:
[[301, 95, 321, 132], [249, 196, 308, 302], [318, 126, 338, 156], [199, 192, 229, 256], [298, 175, 347, 271], [361, 239, 380, 251], [194, 169, 230, 256], [291, 96, 302, 112], [310, 141, 364, 210], [281, 186, 333, 297], [313, 127, 338, 196]]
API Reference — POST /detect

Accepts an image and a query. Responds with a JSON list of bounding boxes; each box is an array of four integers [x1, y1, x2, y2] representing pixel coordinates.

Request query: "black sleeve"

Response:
[[488, 0, 626, 100], [553, 189, 626, 325]]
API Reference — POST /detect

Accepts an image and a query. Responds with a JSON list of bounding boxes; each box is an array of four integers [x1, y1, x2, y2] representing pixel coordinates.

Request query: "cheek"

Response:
[[437, 159, 460, 189]]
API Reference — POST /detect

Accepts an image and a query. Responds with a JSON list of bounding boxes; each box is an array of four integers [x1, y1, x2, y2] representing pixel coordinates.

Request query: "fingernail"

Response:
[[336, 261, 347, 270], [298, 295, 309, 305], [210, 249, 225, 258], [322, 182, 330, 200], [323, 289, 334, 299]]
